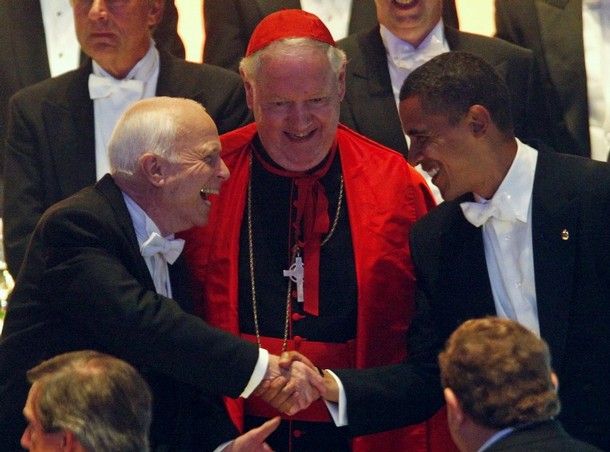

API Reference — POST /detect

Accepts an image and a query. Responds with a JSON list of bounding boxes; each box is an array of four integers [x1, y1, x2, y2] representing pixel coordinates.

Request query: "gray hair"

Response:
[[108, 97, 203, 176], [239, 37, 346, 81], [27, 350, 152, 452]]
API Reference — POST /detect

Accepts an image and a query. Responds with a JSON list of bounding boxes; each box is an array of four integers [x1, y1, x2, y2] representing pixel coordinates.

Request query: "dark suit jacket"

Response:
[[486, 420, 602, 451], [338, 25, 552, 158], [3, 50, 251, 277], [0, 0, 184, 175], [334, 150, 610, 451], [202, 0, 459, 73], [0, 175, 261, 451], [495, 0, 589, 157]]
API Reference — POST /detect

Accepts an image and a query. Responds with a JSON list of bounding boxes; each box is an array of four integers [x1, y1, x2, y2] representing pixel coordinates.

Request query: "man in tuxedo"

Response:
[[2, 0, 251, 278], [0, 0, 184, 215], [495, 0, 608, 161], [439, 317, 601, 452], [337, 0, 551, 194], [202, 0, 460, 73], [296, 51, 610, 450], [0, 97, 323, 451]]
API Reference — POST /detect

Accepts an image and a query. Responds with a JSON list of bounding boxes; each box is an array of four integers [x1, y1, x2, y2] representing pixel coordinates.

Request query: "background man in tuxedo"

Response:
[[495, 0, 609, 161], [202, 0, 459, 73], [283, 51, 610, 451], [439, 317, 601, 452], [0, 0, 184, 217], [0, 97, 322, 451], [2, 0, 250, 278]]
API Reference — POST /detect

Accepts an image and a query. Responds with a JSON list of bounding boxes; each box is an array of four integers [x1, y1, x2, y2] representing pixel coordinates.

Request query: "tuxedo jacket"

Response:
[[495, 0, 589, 158], [3, 50, 251, 277], [0, 0, 184, 169], [0, 175, 260, 451], [486, 420, 602, 451], [202, 0, 459, 73], [334, 150, 610, 451], [338, 25, 552, 158]]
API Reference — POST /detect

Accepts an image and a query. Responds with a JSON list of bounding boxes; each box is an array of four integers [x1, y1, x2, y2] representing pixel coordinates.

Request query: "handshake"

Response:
[[255, 351, 339, 415]]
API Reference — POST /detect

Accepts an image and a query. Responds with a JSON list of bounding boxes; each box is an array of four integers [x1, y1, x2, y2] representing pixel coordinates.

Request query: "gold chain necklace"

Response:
[[247, 151, 344, 351]]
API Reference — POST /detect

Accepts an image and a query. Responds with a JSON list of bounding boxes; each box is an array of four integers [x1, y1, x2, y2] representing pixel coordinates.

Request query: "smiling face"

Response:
[[401, 95, 482, 201], [375, 0, 442, 45], [244, 43, 345, 172], [158, 112, 229, 232], [72, 0, 162, 78]]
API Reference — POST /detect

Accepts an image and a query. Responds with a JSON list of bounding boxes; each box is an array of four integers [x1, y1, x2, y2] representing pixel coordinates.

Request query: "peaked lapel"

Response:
[[530, 151, 577, 368], [534, 0, 588, 152], [438, 199, 496, 330], [43, 63, 96, 199], [339, 26, 408, 157]]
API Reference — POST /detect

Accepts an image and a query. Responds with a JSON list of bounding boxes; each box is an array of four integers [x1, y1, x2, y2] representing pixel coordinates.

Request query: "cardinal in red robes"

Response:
[[181, 9, 455, 452]]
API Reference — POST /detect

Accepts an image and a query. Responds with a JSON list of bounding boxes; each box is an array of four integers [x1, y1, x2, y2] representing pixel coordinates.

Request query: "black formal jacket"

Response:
[[334, 150, 610, 451], [0, 0, 184, 174], [0, 175, 261, 451], [486, 420, 602, 451], [3, 50, 251, 277], [202, 0, 459, 73], [338, 25, 553, 158], [495, 0, 589, 158]]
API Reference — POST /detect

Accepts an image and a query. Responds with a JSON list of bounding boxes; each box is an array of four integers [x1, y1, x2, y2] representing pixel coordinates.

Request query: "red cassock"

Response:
[[181, 123, 457, 451]]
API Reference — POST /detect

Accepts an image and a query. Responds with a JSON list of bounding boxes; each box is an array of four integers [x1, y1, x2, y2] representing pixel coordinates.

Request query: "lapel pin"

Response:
[[561, 229, 569, 241]]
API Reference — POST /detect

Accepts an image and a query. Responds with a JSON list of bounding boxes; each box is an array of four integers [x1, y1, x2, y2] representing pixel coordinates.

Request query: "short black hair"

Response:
[[399, 51, 514, 134]]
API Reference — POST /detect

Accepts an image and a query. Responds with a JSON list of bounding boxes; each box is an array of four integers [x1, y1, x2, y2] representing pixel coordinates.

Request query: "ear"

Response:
[[467, 104, 491, 137], [241, 72, 255, 110], [551, 372, 559, 392], [337, 65, 347, 102], [62, 430, 83, 452], [139, 153, 166, 187], [147, 0, 164, 29], [444, 387, 465, 427]]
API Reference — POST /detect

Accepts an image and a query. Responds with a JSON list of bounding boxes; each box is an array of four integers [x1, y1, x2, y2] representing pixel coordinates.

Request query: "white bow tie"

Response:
[[88, 73, 144, 100], [140, 232, 185, 264], [392, 36, 445, 71], [460, 194, 517, 227]]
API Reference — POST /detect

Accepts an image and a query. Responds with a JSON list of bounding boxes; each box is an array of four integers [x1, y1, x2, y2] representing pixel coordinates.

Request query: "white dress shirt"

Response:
[[464, 139, 540, 336], [40, 0, 80, 77], [583, 0, 610, 161], [91, 42, 160, 179]]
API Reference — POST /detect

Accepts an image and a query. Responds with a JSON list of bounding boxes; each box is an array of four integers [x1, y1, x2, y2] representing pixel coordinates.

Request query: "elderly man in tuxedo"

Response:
[[0, 97, 323, 452], [3, 0, 251, 277]]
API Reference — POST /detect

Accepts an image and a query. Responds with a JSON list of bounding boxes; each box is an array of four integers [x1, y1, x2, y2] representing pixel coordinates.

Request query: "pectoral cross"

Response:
[[283, 254, 304, 302]]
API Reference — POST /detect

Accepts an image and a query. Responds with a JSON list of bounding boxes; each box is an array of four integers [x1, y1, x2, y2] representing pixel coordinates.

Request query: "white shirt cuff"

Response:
[[324, 369, 348, 427], [240, 348, 269, 398]]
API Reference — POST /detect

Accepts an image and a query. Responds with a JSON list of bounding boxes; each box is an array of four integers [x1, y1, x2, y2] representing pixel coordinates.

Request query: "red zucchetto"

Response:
[[245, 9, 337, 56]]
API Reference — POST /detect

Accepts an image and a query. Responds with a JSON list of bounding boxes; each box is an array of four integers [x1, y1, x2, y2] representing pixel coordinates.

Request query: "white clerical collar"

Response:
[[473, 139, 538, 224], [92, 40, 158, 82], [380, 20, 446, 64]]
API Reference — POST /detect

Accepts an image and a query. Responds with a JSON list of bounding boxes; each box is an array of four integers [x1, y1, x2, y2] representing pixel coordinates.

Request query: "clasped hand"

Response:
[[255, 352, 326, 415]]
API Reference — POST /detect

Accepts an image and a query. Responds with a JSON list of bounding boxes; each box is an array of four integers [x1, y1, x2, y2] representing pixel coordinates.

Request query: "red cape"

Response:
[[182, 123, 455, 451]]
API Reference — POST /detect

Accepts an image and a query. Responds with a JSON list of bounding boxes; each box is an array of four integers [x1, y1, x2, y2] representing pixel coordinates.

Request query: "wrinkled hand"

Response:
[[255, 354, 326, 415], [225, 416, 280, 452]]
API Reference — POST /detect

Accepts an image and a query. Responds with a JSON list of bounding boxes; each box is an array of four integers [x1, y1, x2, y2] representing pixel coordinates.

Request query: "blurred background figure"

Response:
[[495, 0, 610, 161], [439, 317, 602, 452], [202, 0, 460, 72], [21, 350, 152, 452]]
